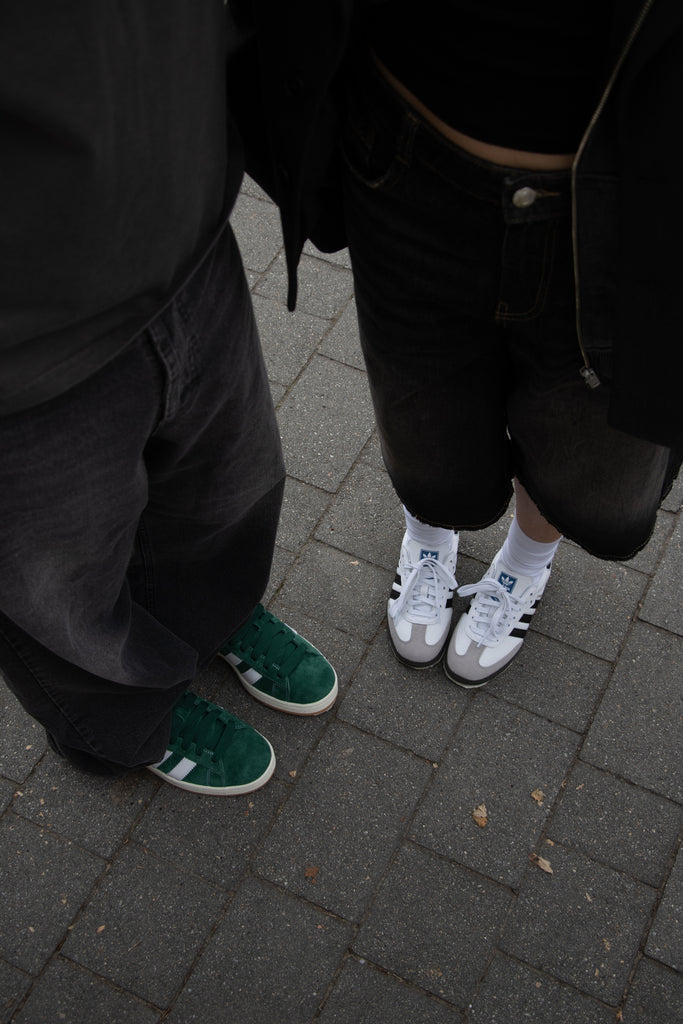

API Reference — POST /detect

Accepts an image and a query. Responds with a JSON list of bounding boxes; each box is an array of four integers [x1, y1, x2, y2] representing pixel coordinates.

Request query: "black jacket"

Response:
[[0, 0, 239, 414], [230, 0, 683, 449]]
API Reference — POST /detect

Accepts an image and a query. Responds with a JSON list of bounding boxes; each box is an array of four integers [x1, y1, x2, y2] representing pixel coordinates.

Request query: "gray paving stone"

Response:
[[622, 957, 683, 1024], [0, 814, 104, 974], [230, 193, 283, 273], [252, 293, 329, 386], [216, 605, 366, 782], [338, 633, 469, 760], [303, 240, 352, 269], [528, 544, 647, 660], [457, 507, 516, 568], [412, 695, 579, 886], [624, 509, 676, 574], [165, 878, 354, 1024], [12, 749, 156, 858], [239, 175, 273, 204], [640, 516, 683, 636], [646, 844, 683, 972], [245, 267, 260, 290], [13, 957, 160, 1024], [277, 356, 374, 491], [357, 430, 384, 469], [547, 762, 682, 887], [486, 632, 612, 733], [261, 543, 295, 605], [501, 842, 657, 1004], [269, 379, 286, 407], [257, 251, 354, 318], [315, 461, 404, 569], [661, 470, 683, 513], [133, 779, 287, 889], [0, 960, 31, 1024], [318, 956, 464, 1024], [276, 542, 390, 642], [255, 723, 431, 919], [354, 843, 512, 1008], [469, 954, 613, 1024], [277, 477, 331, 554], [582, 622, 683, 802], [318, 299, 365, 370], [0, 778, 16, 815], [0, 687, 46, 783], [62, 841, 223, 1006]]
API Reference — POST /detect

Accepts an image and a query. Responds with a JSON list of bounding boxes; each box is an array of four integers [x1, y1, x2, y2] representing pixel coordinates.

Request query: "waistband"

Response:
[[346, 48, 572, 225]]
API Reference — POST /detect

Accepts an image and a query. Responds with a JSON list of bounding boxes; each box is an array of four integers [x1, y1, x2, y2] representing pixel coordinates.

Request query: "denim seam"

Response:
[[175, 293, 200, 390], [146, 317, 178, 423], [341, 140, 405, 192], [495, 223, 558, 323], [134, 515, 157, 617]]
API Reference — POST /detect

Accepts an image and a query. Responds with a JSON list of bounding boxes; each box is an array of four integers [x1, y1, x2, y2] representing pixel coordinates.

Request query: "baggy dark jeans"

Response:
[[0, 227, 285, 773]]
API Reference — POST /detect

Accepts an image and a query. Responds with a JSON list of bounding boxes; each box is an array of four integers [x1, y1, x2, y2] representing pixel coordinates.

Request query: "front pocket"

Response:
[[341, 81, 406, 190]]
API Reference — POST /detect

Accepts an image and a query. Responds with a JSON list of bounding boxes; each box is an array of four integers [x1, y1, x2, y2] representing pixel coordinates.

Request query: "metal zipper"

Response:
[[571, 0, 657, 389]]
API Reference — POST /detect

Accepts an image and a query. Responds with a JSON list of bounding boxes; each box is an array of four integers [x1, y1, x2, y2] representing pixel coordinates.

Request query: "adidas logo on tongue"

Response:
[[420, 549, 440, 561], [498, 571, 517, 593]]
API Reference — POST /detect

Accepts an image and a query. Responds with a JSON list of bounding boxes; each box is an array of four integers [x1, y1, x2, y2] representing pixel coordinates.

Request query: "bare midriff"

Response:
[[374, 54, 576, 171]]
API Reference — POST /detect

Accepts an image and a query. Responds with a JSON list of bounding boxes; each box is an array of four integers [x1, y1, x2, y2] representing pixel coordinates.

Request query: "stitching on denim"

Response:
[[342, 120, 405, 192], [496, 224, 558, 323], [146, 318, 177, 423], [342, 149, 402, 191]]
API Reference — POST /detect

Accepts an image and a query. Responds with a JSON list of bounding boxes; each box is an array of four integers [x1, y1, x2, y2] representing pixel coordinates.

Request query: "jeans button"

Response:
[[512, 186, 537, 208]]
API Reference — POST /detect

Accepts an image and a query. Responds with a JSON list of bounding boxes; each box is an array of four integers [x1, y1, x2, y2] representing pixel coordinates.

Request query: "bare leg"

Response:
[[513, 479, 562, 543]]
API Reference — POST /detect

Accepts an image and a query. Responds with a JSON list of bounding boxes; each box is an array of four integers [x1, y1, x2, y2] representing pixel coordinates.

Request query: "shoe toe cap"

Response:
[[446, 617, 521, 685]]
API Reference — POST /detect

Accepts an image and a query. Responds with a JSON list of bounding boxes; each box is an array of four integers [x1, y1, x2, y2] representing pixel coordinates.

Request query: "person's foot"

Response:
[[387, 532, 458, 667], [444, 549, 551, 687], [220, 604, 338, 715], [148, 691, 275, 795]]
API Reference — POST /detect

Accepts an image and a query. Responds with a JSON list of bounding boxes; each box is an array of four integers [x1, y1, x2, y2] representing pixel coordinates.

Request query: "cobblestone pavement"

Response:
[[1, 180, 681, 1024]]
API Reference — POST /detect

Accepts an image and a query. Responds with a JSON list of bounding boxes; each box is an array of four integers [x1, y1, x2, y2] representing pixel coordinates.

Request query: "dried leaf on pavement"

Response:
[[473, 803, 488, 828], [529, 852, 553, 874]]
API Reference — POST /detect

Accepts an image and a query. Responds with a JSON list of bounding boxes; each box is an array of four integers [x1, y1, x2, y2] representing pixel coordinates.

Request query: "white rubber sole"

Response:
[[147, 740, 276, 796], [220, 651, 338, 716]]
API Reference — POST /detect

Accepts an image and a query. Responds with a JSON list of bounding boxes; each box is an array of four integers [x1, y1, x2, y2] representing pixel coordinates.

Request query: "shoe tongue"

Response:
[[496, 570, 518, 594]]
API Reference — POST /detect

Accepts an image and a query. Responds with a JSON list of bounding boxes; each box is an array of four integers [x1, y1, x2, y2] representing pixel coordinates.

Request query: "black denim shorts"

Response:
[[341, 54, 678, 560]]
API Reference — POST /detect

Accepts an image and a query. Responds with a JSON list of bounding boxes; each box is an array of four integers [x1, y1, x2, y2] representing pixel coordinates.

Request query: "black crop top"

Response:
[[367, 1, 614, 153]]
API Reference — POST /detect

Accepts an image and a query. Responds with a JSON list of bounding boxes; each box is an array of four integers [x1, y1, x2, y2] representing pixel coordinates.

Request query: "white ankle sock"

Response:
[[500, 516, 561, 578], [403, 507, 456, 549]]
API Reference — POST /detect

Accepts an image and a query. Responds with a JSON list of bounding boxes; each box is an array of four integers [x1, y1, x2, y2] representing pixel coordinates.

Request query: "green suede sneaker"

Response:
[[147, 691, 275, 795], [220, 604, 338, 716]]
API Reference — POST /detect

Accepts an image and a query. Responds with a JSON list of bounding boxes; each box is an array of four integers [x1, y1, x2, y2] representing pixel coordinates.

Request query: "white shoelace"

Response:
[[457, 578, 522, 646], [390, 555, 457, 624]]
